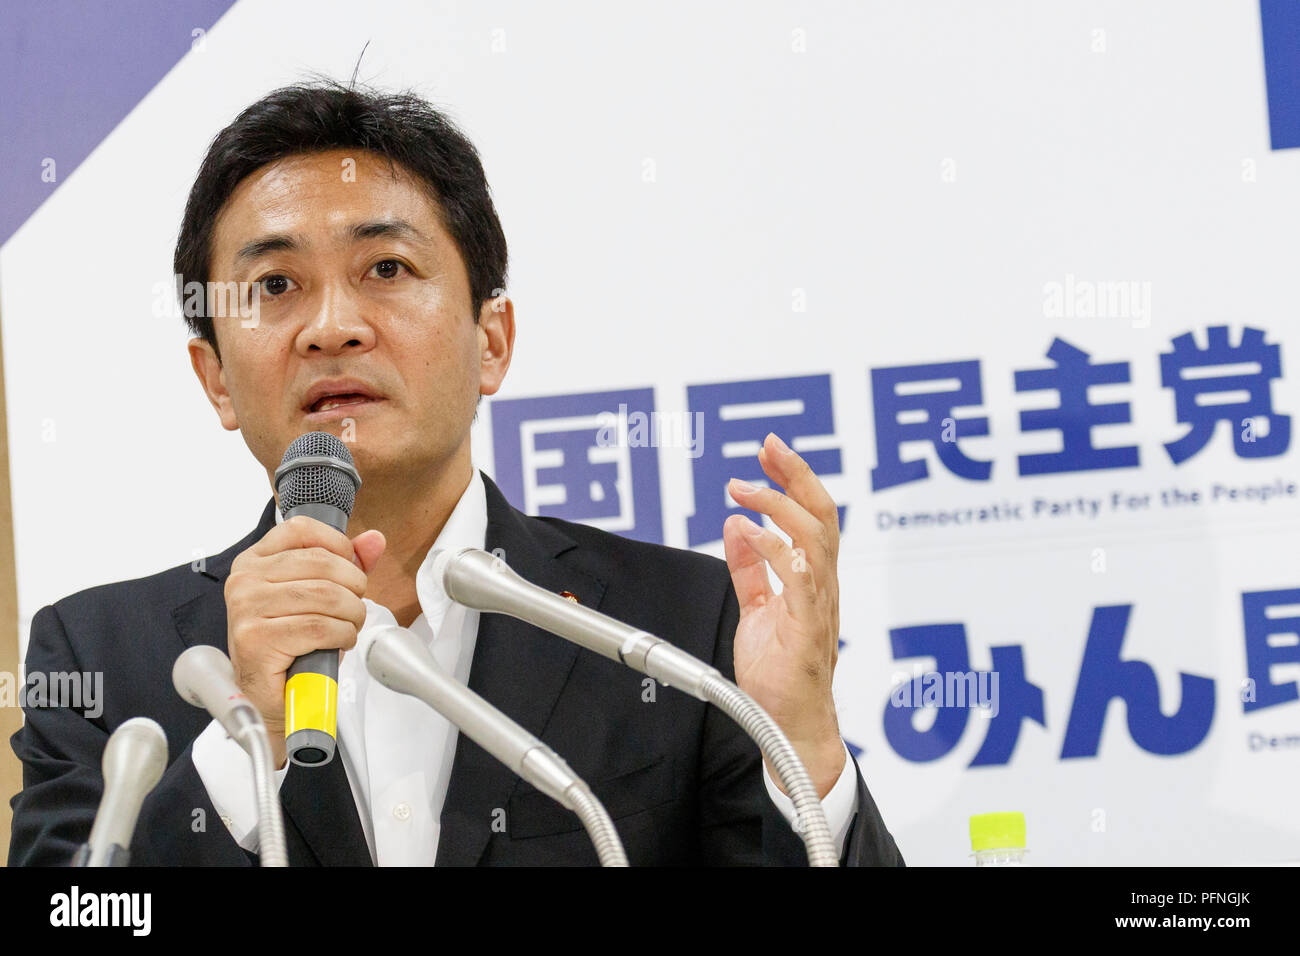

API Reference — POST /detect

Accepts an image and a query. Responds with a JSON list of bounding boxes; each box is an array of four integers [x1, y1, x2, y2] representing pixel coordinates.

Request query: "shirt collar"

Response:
[[414, 469, 488, 624]]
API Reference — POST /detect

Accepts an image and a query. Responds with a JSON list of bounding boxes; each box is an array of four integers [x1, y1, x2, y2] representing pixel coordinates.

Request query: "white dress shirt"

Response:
[[192, 470, 859, 864]]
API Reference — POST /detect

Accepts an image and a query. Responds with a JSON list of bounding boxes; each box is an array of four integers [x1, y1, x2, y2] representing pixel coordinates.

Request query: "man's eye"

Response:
[[259, 274, 294, 296], [371, 259, 407, 279]]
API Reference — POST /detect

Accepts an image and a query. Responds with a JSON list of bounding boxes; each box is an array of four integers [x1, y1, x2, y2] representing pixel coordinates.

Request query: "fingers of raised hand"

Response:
[[727, 512, 819, 617], [755, 433, 840, 552], [727, 474, 834, 569]]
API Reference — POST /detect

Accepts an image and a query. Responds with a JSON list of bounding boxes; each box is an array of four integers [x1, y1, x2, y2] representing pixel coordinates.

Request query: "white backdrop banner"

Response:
[[3, 0, 1298, 865]]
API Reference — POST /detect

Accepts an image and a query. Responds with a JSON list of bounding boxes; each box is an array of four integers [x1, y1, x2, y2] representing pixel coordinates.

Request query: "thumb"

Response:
[[351, 529, 387, 574]]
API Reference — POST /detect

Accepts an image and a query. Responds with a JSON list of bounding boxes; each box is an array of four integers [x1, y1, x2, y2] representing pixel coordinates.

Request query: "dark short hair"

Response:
[[173, 78, 508, 359]]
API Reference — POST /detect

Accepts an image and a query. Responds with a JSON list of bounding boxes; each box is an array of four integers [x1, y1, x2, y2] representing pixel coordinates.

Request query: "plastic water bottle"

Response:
[[969, 812, 1027, 866]]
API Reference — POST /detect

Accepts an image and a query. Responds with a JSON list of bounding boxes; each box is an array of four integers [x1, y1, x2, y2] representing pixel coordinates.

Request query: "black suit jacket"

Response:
[[9, 473, 903, 866]]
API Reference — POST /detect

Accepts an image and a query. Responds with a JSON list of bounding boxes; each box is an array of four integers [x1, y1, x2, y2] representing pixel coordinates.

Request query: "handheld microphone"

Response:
[[273, 431, 362, 767], [364, 626, 628, 866], [72, 717, 168, 867], [431, 546, 841, 867], [172, 645, 288, 867]]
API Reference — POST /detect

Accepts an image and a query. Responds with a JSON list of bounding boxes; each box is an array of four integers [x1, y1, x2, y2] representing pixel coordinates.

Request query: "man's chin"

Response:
[[339, 441, 432, 484]]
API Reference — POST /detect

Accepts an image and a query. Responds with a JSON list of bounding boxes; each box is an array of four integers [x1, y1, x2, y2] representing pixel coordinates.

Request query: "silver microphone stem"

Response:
[[437, 547, 840, 867], [365, 627, 629, 867], [229, 711, 289, 868], [172, 646, 288, 867]]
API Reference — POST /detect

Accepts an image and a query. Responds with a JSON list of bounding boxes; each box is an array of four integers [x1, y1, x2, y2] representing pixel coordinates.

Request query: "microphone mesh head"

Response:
[[276, 432, 360, 518]]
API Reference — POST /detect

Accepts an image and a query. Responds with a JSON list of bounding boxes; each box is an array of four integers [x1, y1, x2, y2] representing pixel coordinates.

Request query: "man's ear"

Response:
[[188, 337, 239, 431], [477, 294, 516, 397]]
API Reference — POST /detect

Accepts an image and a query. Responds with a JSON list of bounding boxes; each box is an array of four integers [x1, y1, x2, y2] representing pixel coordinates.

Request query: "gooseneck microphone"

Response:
[[431, 547, 841, 867], [72, 717, 168, 867], [364, 626, 629, 867], [173, 645, 288, 867], [273, 431, 362, 768]]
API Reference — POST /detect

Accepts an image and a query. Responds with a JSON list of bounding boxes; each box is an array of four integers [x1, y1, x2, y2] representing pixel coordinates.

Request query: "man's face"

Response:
[[189, 148, 512, 489]]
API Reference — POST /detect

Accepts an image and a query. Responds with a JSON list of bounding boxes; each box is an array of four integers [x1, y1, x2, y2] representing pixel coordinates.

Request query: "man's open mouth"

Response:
[[308, 393, 374, 413]]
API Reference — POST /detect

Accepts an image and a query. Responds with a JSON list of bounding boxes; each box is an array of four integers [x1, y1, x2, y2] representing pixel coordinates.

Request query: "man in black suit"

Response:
[[9, 81, 903, 866]]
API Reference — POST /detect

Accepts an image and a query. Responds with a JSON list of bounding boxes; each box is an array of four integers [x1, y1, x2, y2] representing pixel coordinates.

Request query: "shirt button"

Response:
[[392, 802, 411, 821], [219, 814, 232, 829]]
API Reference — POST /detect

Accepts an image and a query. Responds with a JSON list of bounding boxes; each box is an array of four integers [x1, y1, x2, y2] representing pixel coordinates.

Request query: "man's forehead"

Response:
[[212, 151, 444, 259]]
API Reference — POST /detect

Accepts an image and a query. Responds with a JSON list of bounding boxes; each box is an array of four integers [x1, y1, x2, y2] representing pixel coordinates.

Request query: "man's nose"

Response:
[[295, 283, 377, 355]]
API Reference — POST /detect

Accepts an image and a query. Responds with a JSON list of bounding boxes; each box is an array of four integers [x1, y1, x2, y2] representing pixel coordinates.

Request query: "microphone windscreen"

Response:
[[275, 431, 360, 519], [172, 644, 236, 708], [103, 717, 168, 794]]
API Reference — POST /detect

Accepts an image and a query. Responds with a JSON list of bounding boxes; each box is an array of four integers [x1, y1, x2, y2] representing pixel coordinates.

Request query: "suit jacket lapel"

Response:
[[435, 473, 607, 866], [174, 496, 371, 867]]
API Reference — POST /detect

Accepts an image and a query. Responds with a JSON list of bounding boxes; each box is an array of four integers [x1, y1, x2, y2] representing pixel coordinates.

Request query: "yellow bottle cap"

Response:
[[970, 812, 1026, 851]]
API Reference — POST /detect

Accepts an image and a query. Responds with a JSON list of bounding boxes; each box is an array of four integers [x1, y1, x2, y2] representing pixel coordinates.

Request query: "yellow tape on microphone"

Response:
[[284, 671, 338, 766]]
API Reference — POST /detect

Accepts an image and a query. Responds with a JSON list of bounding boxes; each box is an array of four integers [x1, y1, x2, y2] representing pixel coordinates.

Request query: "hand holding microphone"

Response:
[[224, 433, 384, 768]]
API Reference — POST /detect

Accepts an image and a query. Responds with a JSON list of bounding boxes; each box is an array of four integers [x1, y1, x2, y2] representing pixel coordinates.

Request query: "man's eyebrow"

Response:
[[230, 220, 431, 267], [233, 233, 301, 266], [349, 218, 432, 244]]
